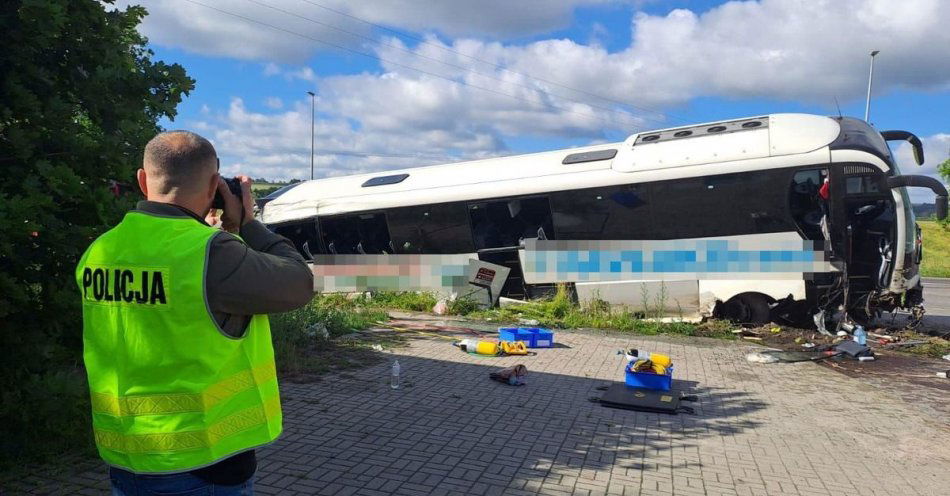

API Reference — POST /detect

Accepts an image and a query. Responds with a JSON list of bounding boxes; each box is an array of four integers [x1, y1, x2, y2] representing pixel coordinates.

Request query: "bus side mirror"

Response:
[[881, 130, 924, 166], [887, 175, 949, 220]]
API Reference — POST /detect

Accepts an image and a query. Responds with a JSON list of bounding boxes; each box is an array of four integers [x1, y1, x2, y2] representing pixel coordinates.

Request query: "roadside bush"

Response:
[[269, 295, 387, 375], [366, 291, 438, 312], [0, 0, 193, 472]]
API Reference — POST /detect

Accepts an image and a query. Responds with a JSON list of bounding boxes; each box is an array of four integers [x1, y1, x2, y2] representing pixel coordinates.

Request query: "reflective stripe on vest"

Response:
[[94, 395, 281, 454], [77, 211, 282, 473], [90, 361, 277, 417]]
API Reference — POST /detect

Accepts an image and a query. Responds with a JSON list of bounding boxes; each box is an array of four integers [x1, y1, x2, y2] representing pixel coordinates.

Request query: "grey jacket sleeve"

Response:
[[206, 220, 314, 336]]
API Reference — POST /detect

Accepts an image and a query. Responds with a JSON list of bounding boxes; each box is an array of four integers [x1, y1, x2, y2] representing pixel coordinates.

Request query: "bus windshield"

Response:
[[887, 146, 917, 259]]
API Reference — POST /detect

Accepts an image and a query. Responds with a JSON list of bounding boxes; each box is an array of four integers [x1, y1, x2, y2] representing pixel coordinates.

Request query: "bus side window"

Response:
[[356, 213, 392, 254], [470, 197, 553, 250], [789, 169, 827, 240], [321, 213, 393, 255], [320, 217, 360, 254], [845, 176, 881, 195], [387, 203, 475, 254], [274, 219, 321, 260], [551, 185, 651, 240]]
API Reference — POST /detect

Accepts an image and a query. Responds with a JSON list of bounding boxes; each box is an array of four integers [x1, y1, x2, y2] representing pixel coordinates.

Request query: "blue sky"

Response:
[[132, 0, 949, 199]]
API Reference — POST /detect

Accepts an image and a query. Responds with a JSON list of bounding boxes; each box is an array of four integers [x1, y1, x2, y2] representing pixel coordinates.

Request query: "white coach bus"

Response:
[[260, 114, 947, 326]]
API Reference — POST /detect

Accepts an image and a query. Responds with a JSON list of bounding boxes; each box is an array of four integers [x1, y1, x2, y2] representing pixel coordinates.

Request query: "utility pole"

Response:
[[864, 50, 880, 123], [307, 91, 315, 180]]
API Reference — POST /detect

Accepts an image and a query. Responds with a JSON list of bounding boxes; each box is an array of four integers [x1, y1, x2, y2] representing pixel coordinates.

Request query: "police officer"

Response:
[[76, 131, 314, 494]]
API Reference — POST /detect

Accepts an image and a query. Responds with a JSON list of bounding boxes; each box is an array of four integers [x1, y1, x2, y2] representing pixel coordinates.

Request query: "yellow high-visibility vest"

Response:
[[76, 210, 281, 474]]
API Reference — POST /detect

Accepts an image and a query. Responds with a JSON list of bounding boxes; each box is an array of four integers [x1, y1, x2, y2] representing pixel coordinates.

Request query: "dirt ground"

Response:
[[735, 322, 950, 396]]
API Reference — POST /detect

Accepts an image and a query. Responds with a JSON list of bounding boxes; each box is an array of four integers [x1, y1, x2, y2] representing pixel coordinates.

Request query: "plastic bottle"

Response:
[[853, 325, 867, 346], [391, 360, 400, 390]]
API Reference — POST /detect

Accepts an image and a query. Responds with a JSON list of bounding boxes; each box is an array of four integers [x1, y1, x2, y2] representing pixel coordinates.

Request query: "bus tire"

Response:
[[716, 292, 773, 327]]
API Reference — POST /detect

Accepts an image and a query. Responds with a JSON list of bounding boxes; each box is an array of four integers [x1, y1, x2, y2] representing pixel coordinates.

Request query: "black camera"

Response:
[[212, 177, 243, 210]]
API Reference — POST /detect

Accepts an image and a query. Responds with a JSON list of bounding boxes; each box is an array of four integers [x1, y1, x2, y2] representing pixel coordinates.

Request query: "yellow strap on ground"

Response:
[[91, 361, 276, 417], [93, 395, 281, 454]]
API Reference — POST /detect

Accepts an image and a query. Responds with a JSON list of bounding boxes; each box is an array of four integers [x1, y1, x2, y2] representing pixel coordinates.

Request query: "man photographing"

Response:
[[76, 131, 314, 494]]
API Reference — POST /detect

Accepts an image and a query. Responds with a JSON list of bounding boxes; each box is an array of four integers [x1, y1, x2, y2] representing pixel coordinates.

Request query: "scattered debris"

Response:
[[870, 332, 897, 342], [518, 318, 540, 326], [835, 340, 872, 358], [883, 340, 929, 349], [770, 326, 782, 334], [746, 350, 839, 363], [306, 322, 329, 340], [937, 371, 948, 379], [858, 356, 875, 362], [746, 352, 780, 364], [489, 364, 527, 386], [733, 328, 762, 341], [371, 344, 383, 352], [814, 310, 830, 335], [836, 330, 848, 337], [943, 354, 950, 361], [801, 342, 816, 348], [499, 297, 529, 308], [432, 298, 449, 315]]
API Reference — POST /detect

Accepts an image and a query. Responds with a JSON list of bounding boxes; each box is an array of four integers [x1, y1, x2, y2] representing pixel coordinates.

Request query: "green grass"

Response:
[[366, 291, 438, 312], [467, 286, 734, 338], [250, 182, 287, 192], [269, 294, 389, 377], [356, 286, 734, 339], [919, 220, 950, 278], [892, 331, 950, 359]]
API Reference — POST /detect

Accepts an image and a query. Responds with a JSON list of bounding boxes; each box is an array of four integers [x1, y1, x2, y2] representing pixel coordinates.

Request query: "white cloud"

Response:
[[263, 62, 282, 76], [123, 0, 613, 63], [202, 98, 496, 181], [121, 0, 370, 63], [162, 0, 950, 185], [340, 0, 616, 39], [264, 96, 284, 109]]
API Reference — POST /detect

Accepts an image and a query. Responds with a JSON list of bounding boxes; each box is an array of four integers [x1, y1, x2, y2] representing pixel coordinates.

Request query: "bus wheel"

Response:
[[715, 293, 772, 326]]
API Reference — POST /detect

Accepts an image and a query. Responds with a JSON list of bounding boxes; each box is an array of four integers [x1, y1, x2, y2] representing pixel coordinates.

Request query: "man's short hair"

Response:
[[143, 131, 217, 194]]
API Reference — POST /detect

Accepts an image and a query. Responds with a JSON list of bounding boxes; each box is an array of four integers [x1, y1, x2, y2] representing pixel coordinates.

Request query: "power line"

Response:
[[245, 0, 670, 128], [179, 0, 649, 132], [294, 0, 690, 124]]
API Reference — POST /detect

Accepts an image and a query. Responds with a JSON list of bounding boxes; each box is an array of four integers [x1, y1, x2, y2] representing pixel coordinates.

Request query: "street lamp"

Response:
[[864, 50, 880, 123], [306, 90, 315, 180]]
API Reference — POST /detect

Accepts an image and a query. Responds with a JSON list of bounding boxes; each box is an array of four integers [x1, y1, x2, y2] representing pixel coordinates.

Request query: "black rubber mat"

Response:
[[592, 383, 694, 414]]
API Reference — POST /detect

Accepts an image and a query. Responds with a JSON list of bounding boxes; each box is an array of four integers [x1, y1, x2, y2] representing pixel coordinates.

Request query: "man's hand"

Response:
[[217, 175, 255, 233]]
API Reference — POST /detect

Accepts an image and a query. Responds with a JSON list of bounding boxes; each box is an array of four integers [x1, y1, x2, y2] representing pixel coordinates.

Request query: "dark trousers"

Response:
[[109, 467, 254, 496]]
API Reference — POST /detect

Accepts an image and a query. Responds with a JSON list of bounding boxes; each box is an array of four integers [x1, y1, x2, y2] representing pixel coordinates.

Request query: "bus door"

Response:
[[828, 164, 896, 292], [468, 196, 555, 300]]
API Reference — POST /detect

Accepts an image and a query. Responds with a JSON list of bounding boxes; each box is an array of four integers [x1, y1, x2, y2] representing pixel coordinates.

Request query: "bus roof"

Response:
[[262, 113, 842, 224]]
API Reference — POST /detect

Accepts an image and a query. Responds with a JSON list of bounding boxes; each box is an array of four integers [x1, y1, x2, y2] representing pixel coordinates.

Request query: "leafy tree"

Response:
[[0, 0, 193, 465], [939, 157, 950, 228]]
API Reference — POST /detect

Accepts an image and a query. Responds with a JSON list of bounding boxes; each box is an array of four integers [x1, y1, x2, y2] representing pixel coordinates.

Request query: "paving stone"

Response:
[[6, 329, 950, 495]]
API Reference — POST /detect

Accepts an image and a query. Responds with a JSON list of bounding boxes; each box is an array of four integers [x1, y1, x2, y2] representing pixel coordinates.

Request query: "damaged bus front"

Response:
[[777, 117, 948, 328]]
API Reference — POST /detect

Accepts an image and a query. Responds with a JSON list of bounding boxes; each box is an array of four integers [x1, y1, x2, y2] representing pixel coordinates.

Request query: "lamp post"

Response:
[[306, 90, 315, 180], [864, 50, 880, 123]]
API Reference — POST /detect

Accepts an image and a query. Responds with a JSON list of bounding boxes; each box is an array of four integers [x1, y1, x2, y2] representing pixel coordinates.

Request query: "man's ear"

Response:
[[136, 169, 148, 197], [208, 172, 220, 199]]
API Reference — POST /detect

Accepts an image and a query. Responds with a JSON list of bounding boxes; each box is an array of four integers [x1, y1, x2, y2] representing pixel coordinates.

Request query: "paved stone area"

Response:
[[7, 326, 950, 495]]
